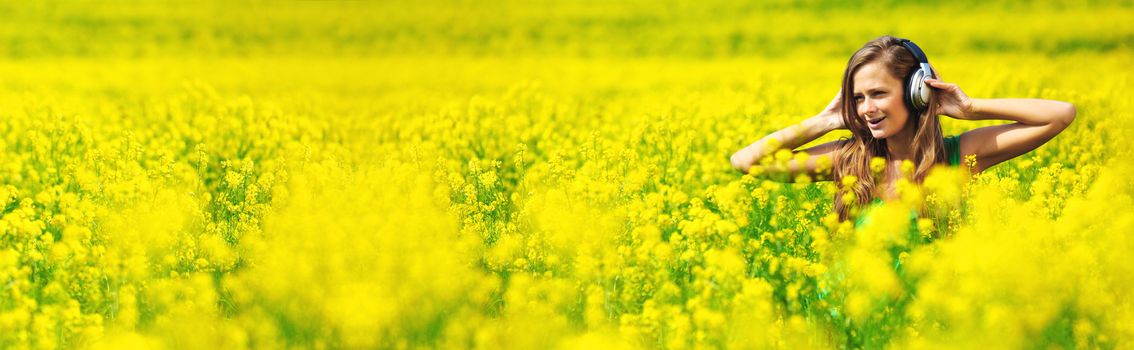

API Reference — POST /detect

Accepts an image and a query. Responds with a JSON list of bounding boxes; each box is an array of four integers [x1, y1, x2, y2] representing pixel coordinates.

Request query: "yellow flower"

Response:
[[870, 156, 886, 174]]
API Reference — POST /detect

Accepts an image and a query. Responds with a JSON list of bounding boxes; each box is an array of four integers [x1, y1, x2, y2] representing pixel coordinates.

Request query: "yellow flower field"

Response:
[[0, 1, 1131, 349]]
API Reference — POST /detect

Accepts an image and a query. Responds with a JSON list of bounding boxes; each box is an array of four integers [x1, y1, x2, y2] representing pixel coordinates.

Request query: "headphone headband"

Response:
[[898, 39, 930, 64]]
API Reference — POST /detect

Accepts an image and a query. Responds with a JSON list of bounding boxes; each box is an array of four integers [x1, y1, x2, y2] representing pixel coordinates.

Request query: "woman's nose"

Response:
[[860, 99, 877, 116]]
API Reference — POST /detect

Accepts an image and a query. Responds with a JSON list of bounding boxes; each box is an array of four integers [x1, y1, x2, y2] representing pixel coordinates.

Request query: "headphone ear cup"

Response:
[[906, 68, 929, 113]]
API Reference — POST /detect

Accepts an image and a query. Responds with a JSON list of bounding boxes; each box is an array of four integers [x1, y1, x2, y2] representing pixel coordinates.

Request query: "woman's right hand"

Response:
[[817, 89, 846, 131]]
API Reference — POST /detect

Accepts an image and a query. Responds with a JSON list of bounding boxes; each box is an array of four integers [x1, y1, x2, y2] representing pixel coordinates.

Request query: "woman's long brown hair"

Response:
[[833, 35, 945, 221]]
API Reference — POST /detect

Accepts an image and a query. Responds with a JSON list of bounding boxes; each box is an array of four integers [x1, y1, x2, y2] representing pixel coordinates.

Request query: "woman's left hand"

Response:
[[925, 78, 975, 120]]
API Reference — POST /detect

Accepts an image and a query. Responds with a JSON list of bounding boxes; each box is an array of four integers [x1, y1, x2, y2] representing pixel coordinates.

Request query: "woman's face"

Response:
[[853, 61, 910, 139]]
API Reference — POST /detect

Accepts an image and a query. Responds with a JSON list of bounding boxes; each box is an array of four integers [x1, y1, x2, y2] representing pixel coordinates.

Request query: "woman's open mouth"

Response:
[[867, 116, 886, 129]]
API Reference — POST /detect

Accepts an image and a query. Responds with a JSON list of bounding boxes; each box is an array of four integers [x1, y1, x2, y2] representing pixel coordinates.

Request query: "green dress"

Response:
[[943, 134, 962, 167]]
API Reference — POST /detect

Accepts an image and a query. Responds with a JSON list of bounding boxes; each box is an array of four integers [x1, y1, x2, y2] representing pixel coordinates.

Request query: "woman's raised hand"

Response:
[[817, 89, 846, 131], [926, 78, 975, 120]]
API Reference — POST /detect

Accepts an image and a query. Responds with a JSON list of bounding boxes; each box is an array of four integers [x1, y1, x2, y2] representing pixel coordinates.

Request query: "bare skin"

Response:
[[730, 62, 1076, 198]]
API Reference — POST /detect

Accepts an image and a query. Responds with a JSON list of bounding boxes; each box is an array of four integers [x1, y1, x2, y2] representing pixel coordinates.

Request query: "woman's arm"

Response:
[[730, 91, 846, 181], [926, 78, 1076, 172]]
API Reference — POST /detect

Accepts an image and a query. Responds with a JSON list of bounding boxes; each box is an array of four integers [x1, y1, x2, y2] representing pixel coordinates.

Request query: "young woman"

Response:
[[730, 35, 1076, 221]]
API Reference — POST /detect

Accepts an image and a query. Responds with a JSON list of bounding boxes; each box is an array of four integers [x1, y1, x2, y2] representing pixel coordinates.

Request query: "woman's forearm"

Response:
[[731, 114, 839, 173], [967, 98, 1076, 127]]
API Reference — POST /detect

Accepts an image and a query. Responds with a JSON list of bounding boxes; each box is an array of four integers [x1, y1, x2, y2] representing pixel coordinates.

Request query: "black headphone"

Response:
[[898, 38, 936, 115]]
